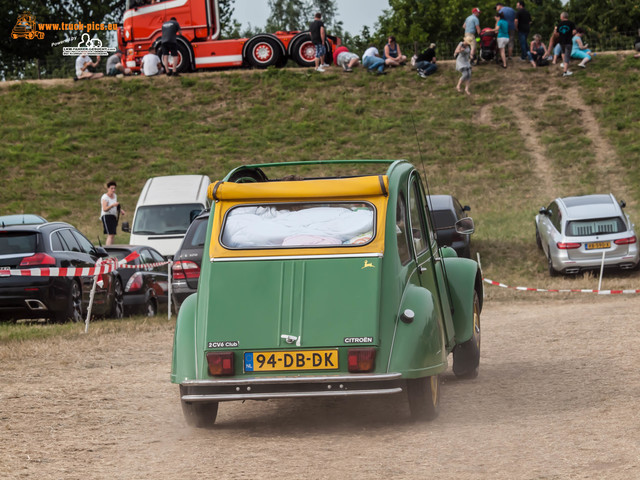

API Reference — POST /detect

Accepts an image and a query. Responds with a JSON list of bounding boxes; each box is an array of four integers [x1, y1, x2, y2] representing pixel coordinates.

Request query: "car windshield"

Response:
[[132, 204, 204, 235], [0, 232, 38, 256], [565, 217, 626, 236], [221, 202, 375, 249], [431, 210, 456, 229]]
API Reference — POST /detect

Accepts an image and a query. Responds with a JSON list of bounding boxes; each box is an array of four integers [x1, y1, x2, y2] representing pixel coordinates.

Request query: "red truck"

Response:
[[118, 0, 337, 73]]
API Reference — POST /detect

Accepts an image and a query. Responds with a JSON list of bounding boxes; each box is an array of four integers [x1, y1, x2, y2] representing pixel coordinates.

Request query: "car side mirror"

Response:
[[620, 200, 626, 209], [539, 207, 548, 216], [463, 205, 471, 212], [455, 217, 475, 235], [121, 221, 130, 233], [95, 246, 109, 258]]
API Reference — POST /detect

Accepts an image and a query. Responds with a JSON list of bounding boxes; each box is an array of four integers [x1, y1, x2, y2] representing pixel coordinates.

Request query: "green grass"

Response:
[[1, 55, 639, 317]]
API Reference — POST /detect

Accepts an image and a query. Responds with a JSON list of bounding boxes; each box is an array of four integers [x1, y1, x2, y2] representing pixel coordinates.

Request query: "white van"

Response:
[[123, 175, 211, 258]]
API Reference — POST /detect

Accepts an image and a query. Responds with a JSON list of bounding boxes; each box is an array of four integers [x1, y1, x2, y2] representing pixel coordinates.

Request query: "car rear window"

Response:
[[431, 210, 456, 229], [565, 217, 626, 236], [221, 202, 375, 249], [183, 216, 208, 249], [0, 232, 38, 255]]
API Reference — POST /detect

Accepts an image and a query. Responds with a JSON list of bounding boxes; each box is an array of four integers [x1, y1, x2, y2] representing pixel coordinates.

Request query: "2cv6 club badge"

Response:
[[171, 160, 482, 427]]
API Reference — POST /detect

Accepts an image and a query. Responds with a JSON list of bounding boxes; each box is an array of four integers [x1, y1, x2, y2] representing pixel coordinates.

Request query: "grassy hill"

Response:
[[1, 53, 639, 296]]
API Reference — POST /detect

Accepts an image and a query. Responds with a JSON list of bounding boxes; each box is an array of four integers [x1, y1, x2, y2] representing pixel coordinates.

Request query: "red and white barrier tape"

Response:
[[118, 261, 169, 269], [484, 278, 640, 295], [0, 251, 141, 278]]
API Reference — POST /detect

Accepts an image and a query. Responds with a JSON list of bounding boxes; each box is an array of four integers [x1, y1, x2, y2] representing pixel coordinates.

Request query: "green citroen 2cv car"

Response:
[[171, 160, 483, 427]]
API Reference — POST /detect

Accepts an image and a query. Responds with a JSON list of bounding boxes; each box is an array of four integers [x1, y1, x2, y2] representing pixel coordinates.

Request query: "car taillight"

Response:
[[206, 352, 234, 376], [172, 260, 200, 280], [614, 236, 637, 245], [126, 272, 143, 292], [348, 348, 376, 373], [19, 253, 55, 266], [557, 242, 581, 250]]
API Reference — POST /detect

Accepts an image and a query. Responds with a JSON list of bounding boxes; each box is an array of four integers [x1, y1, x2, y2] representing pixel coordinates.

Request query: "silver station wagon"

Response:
[[535, 194, 639, 276]]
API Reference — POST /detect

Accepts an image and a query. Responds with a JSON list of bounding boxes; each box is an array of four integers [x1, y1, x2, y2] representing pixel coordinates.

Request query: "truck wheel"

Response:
[[290, 34, 316, 67], [246, 37, 282, 68], [406, 374, 440, 421], [157, 41, 191, 73], [110, 277, 124, 319], [453, 290, 481, 378], [56, 279, 83, 323], [181, 400, 219, 428]]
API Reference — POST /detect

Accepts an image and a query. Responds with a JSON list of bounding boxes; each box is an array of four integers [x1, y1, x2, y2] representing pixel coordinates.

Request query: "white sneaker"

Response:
[[560, 63, 564, 68], [316, 66, 325, 72], [321, 63, 330, 67], [579, 63, 587, 68], [563, 71, 573, 77]]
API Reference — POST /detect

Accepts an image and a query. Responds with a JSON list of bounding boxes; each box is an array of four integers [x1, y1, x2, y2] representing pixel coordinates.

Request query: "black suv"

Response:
[[171, 210, 209, 314], [0, 222, 124, 322]]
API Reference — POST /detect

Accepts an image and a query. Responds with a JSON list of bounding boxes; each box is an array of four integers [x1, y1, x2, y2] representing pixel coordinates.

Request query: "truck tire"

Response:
[[245, 36, 282, 68], [407, 374, 440, 421], [157, 40, 192, 73], [290, 33, 316, 67], [452, 290, 481, 378]]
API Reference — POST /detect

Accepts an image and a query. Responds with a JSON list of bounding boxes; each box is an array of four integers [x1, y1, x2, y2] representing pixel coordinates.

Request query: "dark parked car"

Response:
[[104, 245, 169, 316], [426, 195, 473, 258], [171, 209, 209, 314], [0, 222, 123, 323]]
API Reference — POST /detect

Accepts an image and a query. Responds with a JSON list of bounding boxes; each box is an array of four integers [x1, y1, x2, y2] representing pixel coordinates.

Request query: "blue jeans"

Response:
[[415, 60, 437, 76], [518, 31, 529, 59], [530, 46, 545, 62], [363, 55, 385, 73]]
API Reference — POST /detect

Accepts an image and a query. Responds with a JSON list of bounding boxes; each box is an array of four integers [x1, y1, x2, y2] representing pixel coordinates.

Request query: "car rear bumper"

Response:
[[179, 373, 404, 402], [0, 278, 67, 321], [553, 252, 639, 273]]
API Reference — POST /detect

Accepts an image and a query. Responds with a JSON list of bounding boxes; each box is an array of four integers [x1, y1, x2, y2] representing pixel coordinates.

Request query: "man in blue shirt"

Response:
[[496, 3, 516, 59], [463, 8, 481, 62]]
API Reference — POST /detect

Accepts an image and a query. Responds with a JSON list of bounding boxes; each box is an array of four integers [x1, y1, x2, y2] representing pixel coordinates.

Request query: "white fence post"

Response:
[[168, 260, 173, 320], [597, 251, 606, 292], [84, 274, 98, 333]]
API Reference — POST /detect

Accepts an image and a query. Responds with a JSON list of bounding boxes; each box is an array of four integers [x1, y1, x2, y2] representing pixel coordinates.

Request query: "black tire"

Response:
[[453, 290, 481, 378], [56, 279, 83, 323], [290, 33, 316, 67], [228, 167, 268, 183], [157, 40, 191, 73], [110, 277, 124, 319], [548, 255, 558, 277], [406, 374, 440, 421], [144, 296, 158, 317], [181, 398, 219, 428], [535, 225, 542, 250], [245, 36, 282, 68]]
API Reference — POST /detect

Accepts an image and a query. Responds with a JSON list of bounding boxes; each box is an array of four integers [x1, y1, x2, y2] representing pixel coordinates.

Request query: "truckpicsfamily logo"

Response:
[[10, 11, 117, 41], [11, 12, 44, 40], [62, 33, 116, 56]]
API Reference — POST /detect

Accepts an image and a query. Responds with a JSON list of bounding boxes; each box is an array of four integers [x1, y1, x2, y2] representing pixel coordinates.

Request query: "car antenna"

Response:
[[97, 236, 103, 247], [410, 113, 455, 315]]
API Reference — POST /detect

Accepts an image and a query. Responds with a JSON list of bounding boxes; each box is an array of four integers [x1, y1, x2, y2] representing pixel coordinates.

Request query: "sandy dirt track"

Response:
[[2, 295, 640, 480]]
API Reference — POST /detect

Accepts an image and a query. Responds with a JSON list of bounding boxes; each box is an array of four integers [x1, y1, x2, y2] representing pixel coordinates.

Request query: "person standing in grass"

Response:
[[515, 1, 532, 61], [161, 17, 181, 77], [494, 12, 509, 68], [554, 11, 575, 77], [454, 38, 472, 95], [101, 181, 126, 246], [495, 3, 516, 59], [309, 12, 328, 72], [463, 8, 482, 63]]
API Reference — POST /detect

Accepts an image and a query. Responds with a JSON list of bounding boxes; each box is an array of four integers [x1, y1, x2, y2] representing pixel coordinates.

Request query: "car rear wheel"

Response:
[[548, 255, 558, 277], [181, 397, 219, 428], [453, 290, 481, 378], [406, 374, 440, 421], [145, 296, 158, 317], [56, 279, 83, 323], [110, 278, 124, 318], [535, 225, 542, 250]]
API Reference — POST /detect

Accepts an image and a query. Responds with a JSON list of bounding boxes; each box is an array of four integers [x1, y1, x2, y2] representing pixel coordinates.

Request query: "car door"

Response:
[[539, 201, 558, 257], [407, 175, 455, 347]]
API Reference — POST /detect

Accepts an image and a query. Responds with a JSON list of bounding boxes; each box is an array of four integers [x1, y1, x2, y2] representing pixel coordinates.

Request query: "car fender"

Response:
[[387, 283, 447, 378], [171, 292, 198, 383], [441, 256, 483, 345]]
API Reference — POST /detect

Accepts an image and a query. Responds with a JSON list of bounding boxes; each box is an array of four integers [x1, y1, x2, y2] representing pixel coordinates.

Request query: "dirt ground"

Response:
[[2, 295, 640, 479]]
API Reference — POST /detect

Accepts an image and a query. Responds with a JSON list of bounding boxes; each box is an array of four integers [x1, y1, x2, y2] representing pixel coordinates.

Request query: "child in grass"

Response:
[[454, 39, 472, 95]]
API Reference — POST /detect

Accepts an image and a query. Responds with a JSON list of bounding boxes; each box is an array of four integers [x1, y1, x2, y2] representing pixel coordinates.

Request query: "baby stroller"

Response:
[[479, 27, 497, 62]]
